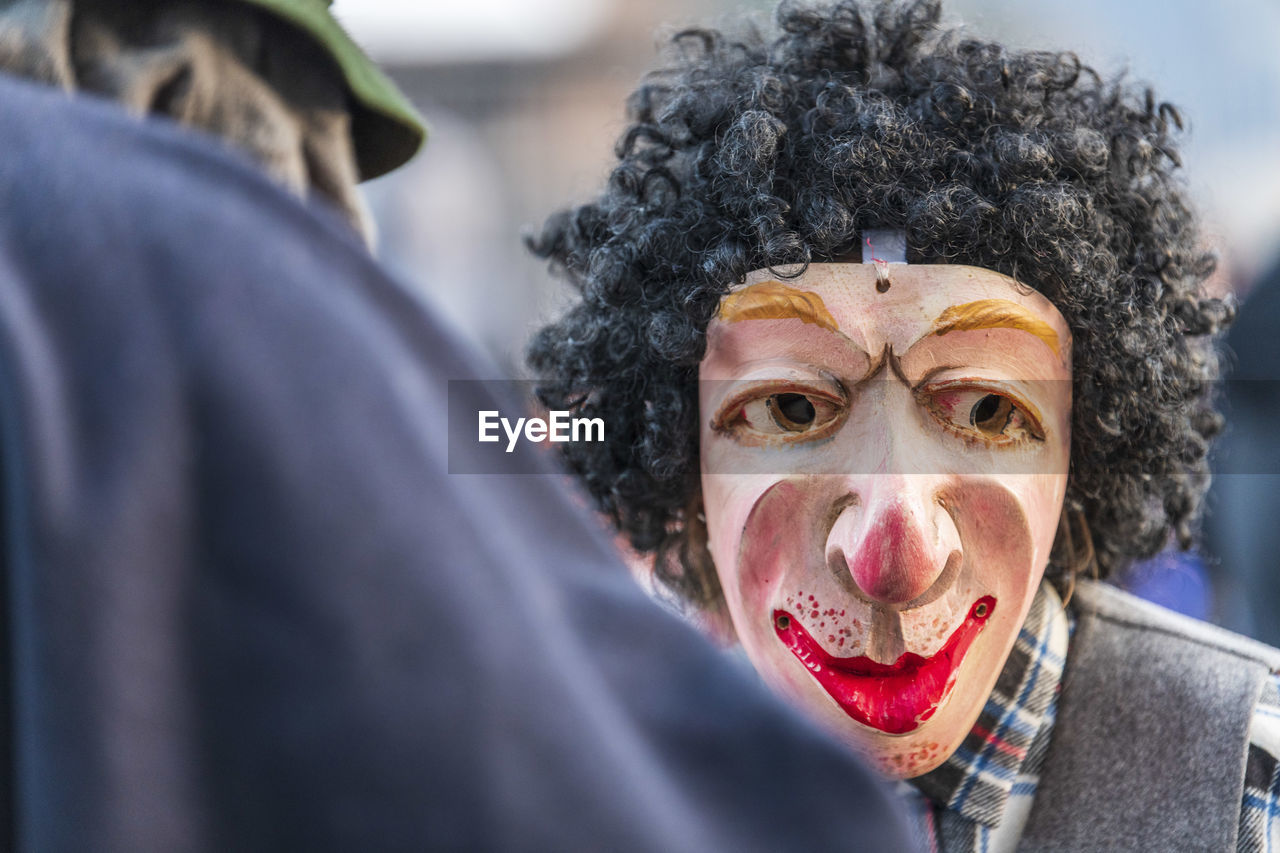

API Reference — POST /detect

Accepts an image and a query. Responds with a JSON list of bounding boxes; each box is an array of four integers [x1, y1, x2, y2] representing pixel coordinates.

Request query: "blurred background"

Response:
[[336, 0, 1280, 641]]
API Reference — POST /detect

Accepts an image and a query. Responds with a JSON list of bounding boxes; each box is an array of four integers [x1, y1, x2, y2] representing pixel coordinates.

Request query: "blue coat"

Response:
[[0, 75, 911, 851]]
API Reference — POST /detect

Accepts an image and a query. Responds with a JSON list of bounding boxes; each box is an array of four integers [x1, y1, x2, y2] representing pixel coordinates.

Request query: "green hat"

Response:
[[236, 0, 426, 180]]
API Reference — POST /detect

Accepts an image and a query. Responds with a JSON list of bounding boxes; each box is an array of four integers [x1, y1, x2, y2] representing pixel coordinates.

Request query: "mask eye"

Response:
[[923, 385, 1044, 444], [716, 386, 846, 444], [768, 393, 817, 430], [970, 393, 1015, 436]]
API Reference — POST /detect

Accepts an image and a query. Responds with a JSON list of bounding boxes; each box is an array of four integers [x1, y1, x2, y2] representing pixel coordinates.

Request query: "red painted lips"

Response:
[[773, 596, 996, 734]]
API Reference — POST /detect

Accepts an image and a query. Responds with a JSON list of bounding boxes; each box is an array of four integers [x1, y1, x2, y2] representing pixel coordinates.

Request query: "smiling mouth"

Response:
[[773, 596, 996, 735]]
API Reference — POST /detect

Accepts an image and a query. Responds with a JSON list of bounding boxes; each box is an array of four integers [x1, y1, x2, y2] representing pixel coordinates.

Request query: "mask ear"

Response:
[[1049, 503, 1097, 607], [669, 492, 739, 646]]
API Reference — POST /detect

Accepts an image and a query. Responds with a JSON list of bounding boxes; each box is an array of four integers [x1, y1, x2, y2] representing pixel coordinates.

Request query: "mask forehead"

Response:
[[716, 264, 1069, 370]]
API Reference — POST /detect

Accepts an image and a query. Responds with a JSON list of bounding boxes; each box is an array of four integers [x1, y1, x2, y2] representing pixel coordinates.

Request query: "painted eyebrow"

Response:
[[716, 280, 839, 334], [931, 299, 1061, 357]]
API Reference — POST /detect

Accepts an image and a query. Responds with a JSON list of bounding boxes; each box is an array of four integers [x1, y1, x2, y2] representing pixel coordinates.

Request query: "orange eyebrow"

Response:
[[716, 281, 839, 333], [932, 299, 1061, 357]]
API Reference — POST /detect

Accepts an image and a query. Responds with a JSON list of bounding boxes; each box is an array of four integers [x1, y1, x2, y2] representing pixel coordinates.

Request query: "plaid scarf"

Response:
[[900, 580, 1280, 852]]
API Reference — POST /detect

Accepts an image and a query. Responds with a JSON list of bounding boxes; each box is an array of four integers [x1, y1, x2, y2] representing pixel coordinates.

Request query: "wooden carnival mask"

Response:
[[698, 233, 1072, 777]]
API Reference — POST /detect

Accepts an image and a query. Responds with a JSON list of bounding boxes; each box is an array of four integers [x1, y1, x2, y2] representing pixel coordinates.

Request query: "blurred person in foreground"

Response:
[[529, 0, 1280, 848], [0, 0, 425, 239], [0, 68, 915, 850]]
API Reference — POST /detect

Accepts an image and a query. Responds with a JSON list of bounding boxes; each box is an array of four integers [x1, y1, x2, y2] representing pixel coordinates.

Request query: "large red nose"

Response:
[[826, 480, 960, 607]]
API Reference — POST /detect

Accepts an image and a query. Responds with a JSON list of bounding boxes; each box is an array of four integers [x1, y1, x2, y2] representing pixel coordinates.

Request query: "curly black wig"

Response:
[[527, 0, 1231, 607]]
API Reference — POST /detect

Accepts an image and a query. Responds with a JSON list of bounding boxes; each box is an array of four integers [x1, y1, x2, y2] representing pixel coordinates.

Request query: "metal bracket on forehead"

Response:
[[860, 229, 907, 293]]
